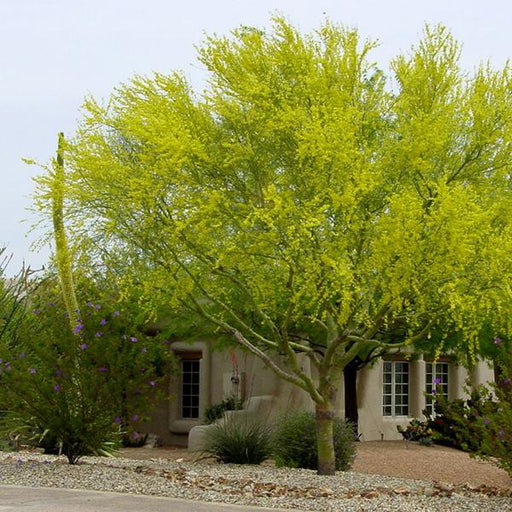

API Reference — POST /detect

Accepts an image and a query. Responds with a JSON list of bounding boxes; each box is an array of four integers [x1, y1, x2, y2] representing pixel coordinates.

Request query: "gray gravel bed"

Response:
[[0, 451, 511, 511]]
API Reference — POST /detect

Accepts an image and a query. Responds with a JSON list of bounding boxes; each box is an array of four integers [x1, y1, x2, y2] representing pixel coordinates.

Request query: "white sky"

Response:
[[1, 0, 511, 274]]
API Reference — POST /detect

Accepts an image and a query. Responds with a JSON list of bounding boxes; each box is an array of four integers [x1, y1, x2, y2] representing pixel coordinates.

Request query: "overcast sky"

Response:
[[1, 0, 511, 274]]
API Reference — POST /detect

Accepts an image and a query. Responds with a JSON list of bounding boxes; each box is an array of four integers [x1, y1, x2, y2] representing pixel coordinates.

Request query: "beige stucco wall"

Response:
[[357, 357, 495, 441], [143, 341, 313, 445], [142, 341, 495, 445]]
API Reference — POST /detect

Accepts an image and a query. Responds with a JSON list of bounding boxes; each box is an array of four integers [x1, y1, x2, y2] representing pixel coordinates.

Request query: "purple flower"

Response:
[[74, 309, 81, 314], [494, 337, 502, 345], [95, 304, 101, 310], [113, 310, 120, 317], [95, 332, 103, 337], [130, 337, 138, 343], [80, 343, 88, 350], [131, 432, 140, 440], [484, 418, 491, 425], [433, 377, 442, 385], [149, 380, 156, 387], [98, 367, 107, 373], [73, 324, 84, 335], [100, 318, 107, 326], [54, 384, 61, 392], [29, 368, 37, 374], [132, 414, 139, 422], [141, 347, 148, 354], [55, 369, 63, 377], [32, 309, 40, 315], [87, 301, 94, 307], [114, 416, 121, 425]]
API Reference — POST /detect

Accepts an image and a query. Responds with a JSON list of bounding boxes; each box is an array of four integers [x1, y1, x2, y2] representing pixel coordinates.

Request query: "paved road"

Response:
[[0, 486, 300, 512]]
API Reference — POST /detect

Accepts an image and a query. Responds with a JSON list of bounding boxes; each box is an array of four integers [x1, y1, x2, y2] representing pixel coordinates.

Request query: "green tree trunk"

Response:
[[315, 402, 336, 475]]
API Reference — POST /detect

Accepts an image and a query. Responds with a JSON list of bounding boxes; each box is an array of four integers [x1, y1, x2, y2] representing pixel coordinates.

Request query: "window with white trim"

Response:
[[425, 362, 449, 416], [383, 361, 409, 416]]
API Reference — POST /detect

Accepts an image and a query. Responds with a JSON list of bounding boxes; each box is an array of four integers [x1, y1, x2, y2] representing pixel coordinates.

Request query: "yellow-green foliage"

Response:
[[35, 17, 512, 396]]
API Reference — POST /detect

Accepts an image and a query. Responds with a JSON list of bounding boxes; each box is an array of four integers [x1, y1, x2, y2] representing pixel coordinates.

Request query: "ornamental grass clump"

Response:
[[0, 294, 174, 464], [203, 416, 272, 464], [272, 411, 355, 471]]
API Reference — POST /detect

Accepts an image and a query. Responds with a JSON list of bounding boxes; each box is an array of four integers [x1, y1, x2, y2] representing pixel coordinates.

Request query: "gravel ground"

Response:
[[1, 451, 511, 511]]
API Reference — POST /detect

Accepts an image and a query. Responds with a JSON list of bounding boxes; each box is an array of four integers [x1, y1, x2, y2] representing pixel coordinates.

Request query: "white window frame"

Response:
[[383, 361, 410, 417], [425, 361, 449, 416]]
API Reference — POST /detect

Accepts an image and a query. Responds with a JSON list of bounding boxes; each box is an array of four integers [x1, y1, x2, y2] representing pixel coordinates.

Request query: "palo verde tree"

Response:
[[35, 18, 512, 474]]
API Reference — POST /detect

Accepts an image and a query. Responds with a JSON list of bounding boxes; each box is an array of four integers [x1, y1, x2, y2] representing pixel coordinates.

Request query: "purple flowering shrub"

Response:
[[0, 294, 174, 464], [477, 337, 512, 476], [422, 386, 497, 452]]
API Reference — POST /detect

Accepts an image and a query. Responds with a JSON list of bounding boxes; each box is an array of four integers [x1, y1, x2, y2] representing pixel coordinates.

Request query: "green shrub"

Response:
[[204, 396, 244, 424], [271, 412, 355, 471], [477, 337, 512, 476], [203, 417, 272, 464], [0, 295, 174, 464], [418, 436, 434, 447], [397, 418, 433, 442], [425, 387, 497, 452]]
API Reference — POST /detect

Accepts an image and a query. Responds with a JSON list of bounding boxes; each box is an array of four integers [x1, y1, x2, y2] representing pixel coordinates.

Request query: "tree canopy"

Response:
[[35, 17, 512, 473]]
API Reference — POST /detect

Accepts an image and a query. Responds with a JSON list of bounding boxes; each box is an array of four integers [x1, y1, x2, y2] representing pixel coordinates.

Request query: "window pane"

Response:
[[382, 361, 409, 417], [425, 362, 449, 416], [181, 358, 200, 419]]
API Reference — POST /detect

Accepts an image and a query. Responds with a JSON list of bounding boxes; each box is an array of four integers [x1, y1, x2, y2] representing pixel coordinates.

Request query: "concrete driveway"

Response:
[[0, 486, 300, 512]]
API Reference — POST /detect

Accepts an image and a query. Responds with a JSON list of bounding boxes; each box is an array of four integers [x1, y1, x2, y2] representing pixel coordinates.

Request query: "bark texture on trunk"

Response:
[[315, 403, 336, 475]]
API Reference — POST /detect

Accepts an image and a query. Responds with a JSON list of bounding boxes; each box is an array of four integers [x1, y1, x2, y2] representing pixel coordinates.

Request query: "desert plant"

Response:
[[202, 417, 272, 464], [424, 387, 497, 452], [397, 418, 433, 442], [477, 337, 512, 476], [272, 412, 355, 471], [204, 396, 244, 425], [418, 436, 434, 447], [0, 295, 174, 463]]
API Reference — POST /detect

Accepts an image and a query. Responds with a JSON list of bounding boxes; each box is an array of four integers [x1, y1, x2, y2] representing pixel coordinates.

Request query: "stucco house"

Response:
[[144, 339, 494, 447]]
